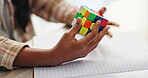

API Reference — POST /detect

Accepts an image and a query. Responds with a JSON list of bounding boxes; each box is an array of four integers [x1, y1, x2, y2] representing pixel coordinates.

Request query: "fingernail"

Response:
[[106, 26, 110, 29], [108, 27, 110, 30], [74, 22, 80, 27], [97, 20, 101, 26], [98, 20, 101, 23], [117, 24, 120, 27]]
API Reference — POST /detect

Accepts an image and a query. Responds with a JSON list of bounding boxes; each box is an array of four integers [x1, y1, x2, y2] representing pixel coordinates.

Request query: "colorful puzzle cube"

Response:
[[71, 5, 109, 36]]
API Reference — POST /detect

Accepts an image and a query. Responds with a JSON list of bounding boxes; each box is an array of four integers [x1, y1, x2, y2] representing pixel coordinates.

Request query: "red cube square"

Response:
[[100, 19, 109, 27], [83, 20, 92, 28]]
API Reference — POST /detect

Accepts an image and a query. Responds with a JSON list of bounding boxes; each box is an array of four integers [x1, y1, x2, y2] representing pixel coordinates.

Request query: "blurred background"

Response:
[[31, 0, 148, 41]]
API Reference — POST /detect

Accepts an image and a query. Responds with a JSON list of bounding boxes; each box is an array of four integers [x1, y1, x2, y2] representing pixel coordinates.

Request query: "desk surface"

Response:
[[0, 68, 33, 78]]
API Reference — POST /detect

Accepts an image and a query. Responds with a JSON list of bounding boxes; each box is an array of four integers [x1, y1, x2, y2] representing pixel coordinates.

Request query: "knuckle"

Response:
[[63, 32, 70, 37], [73, 25, 80, 30], [97, 36, 103, 41], [78, 43, 86, 49], [90, 33, 97, 38], [73, 42, 85, 49]]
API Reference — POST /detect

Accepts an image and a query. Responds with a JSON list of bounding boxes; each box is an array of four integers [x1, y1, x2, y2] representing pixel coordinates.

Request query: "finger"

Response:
[[68, 17, 82, 37], [98, 26, 110, 41], [98, 7, 106, 14], [90, 20, 101, 34], [88, 44, 98, 53], [106, 31, 112, 38], [79, 20, 101, 45], [108, 21, 120, 27], [88, 26, 110, 49]]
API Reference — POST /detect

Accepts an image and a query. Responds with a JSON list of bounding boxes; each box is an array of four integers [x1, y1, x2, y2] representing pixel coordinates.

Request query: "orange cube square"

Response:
[[83, 20, 92, 28], [84, 11, 90, 18]]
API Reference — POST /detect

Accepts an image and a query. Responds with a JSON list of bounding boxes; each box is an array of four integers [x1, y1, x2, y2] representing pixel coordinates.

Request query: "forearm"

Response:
[[31, 0, 78, 24], [13, 47, 58, 67]]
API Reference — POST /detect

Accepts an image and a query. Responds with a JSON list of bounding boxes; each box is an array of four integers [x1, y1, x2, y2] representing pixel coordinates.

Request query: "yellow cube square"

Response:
[[82, 17, 87, 26], [90, 23, 95, 30], [79, 27, 88, 35], [81, 8, 87, 16]]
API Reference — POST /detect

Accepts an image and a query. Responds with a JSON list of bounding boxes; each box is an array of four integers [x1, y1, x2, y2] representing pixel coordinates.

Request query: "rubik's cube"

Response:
[[71, 5, 109, 36]]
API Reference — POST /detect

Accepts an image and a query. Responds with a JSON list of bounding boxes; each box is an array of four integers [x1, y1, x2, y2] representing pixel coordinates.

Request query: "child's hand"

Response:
[[51, 18, 110, 65], [99, 7, 119, 37]]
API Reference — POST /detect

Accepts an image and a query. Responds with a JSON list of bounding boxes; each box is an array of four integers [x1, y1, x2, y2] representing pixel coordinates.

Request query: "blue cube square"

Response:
[[93, 16, 103, 23], [98, 26, 104, 32], [86, 29, 92, 35]]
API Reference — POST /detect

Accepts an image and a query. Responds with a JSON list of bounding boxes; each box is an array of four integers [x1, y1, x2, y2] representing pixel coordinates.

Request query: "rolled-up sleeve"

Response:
[[0, 36, 28, 70]]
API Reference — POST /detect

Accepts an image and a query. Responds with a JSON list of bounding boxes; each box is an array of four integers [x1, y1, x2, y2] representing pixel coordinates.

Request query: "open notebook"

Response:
[[33, 32, 148, 78]]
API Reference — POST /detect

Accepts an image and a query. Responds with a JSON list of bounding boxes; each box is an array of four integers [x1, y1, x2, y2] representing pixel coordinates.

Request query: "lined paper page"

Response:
[[34, 32, 148, 78]]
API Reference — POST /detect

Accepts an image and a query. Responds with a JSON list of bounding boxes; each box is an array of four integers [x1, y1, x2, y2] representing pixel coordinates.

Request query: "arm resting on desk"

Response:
[[13, 19, 110, 67], [0, 36, 28, 70]]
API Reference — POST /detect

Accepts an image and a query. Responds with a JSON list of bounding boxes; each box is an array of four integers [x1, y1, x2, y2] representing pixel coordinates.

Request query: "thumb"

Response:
[[69, 17, 82, 37], [98, 7, 106, 15]]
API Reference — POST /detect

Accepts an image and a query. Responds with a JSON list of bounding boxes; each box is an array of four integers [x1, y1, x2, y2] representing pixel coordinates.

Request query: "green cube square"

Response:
[[75, 12, 83, 19], [87, 13, 96, 21]]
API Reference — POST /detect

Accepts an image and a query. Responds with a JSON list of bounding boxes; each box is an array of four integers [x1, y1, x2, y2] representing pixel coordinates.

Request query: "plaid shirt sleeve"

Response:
[[31, 0, 78, 25], [0, 36, 28, 70]]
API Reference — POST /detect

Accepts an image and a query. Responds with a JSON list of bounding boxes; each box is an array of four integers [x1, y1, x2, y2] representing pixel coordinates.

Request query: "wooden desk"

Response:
[[0, 68, 33, 78]]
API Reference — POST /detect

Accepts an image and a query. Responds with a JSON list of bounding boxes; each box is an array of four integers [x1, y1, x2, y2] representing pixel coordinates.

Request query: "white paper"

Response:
[[34, 32, 148, 78]]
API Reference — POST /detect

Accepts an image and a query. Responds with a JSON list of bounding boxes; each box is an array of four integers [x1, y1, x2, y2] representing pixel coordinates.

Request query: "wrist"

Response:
[[48, 47, 64, 66]]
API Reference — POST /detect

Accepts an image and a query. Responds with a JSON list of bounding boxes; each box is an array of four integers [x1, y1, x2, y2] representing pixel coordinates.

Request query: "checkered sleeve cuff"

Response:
[[0, 36, 29, 70]]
